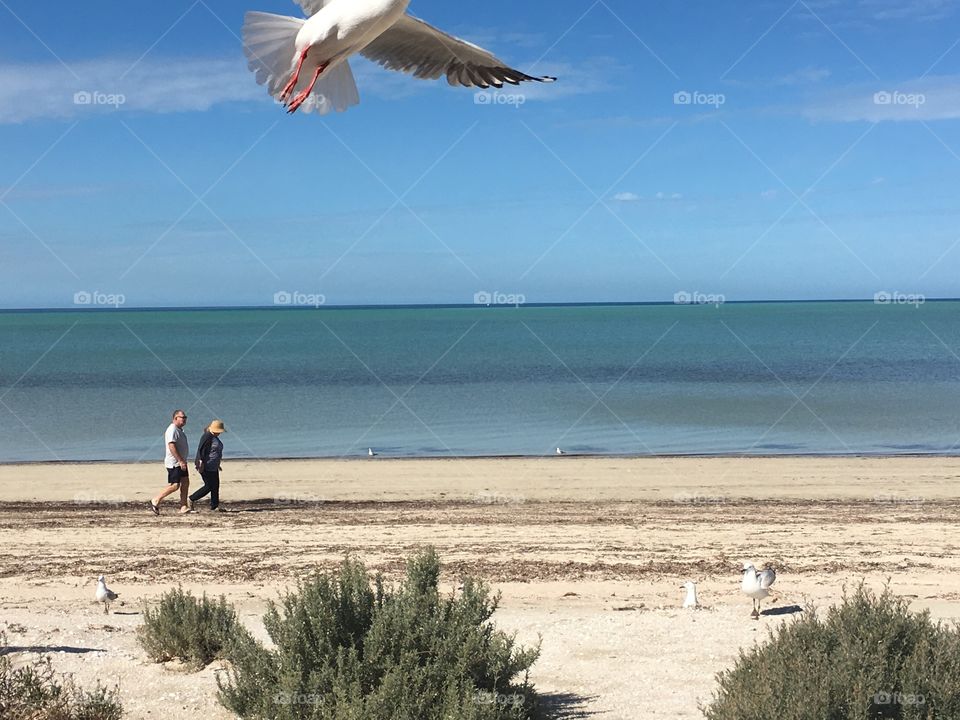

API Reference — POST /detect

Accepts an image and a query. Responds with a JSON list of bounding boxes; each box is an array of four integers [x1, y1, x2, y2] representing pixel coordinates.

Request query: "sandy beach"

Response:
[[1, 456, 958, 718]]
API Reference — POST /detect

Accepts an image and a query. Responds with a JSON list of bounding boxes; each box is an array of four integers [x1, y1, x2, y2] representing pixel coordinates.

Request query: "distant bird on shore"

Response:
[[242, 0, 556, 115], [368, 448, 376, 457], [681, 580, 699, 609], [95, 575, 119, 614], [556, 447, 564, 455], [741, 563, 776, 618]]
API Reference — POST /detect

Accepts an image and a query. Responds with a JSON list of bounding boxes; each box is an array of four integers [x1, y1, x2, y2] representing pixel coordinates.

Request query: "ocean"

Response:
[[0, 302, 957, 462]]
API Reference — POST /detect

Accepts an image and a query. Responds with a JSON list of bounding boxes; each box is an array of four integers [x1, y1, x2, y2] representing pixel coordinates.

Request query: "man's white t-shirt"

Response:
[[164, 423, 189, 469]]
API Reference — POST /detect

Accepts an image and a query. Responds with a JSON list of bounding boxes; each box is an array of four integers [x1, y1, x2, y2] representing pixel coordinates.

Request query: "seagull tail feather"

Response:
[[242, 11, 306, 97], [242, 11, 360, 115]]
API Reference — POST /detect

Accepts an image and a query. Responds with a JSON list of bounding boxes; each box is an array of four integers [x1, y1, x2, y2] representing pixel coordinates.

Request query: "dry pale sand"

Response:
[[1, 456, 959, 719]]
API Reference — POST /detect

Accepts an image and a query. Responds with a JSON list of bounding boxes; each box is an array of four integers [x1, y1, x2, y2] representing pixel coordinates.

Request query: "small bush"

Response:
[[0, 632, 123, 720], [219, 548, 541, 719], [138, 587, 249, 669], [705, 584, 960, 720]]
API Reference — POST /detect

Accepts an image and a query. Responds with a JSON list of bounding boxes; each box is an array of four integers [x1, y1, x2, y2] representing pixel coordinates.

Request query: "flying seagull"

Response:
[[242, 0, 556, 114], [95, 575, 119, 614], [741, 563, 776, 619]]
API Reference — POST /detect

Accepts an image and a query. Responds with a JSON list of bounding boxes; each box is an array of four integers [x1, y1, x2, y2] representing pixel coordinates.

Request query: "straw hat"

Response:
[[208, 419, 226, 434]]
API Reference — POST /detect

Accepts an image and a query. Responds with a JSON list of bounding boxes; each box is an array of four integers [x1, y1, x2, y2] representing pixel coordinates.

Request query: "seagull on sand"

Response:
[[556, 447, 564, 455], [368, 448, 376, 457], [95, 575, 119, 614], [680, 580, 699, 609], [243, 0, 557, 114], [741, 563, 776, 619]]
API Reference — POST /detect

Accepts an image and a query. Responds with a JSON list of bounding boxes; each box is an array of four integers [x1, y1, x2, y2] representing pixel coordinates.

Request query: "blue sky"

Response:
[[0, 0, 958, 308]]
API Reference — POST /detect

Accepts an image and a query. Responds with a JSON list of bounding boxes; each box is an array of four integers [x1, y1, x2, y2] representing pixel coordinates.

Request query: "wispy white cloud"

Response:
[[859, 0, 955, 22], [802, 75, 960, 122], [0, 56, 261, 124], [726, 66, 832, 89], [797, 0, 955, 23], [775, 66, 833, 86], [613, 191, 683, 203], [0, 183, 106, 201]]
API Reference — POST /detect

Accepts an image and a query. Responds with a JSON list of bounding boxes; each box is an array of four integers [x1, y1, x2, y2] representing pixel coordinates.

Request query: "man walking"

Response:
[[149, 410, 191, 515]]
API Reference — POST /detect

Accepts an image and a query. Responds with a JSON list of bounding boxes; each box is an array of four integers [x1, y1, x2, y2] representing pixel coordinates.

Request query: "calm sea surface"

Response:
[[0, 302, 958, 462]]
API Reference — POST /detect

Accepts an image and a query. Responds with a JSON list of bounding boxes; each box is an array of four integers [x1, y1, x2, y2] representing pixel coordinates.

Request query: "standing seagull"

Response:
[[741, 563, 776, 619], [95, 575, 119, 614], [243, 0, 556, 115], [681, 580, 699, 609]]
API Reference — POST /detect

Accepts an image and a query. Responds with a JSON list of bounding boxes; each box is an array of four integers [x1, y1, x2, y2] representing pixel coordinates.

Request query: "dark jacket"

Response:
[[195, 430, 216, 471]]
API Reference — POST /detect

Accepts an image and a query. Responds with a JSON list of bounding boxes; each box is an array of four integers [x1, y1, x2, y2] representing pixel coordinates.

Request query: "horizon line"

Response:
[[1, 297, 957, 313]]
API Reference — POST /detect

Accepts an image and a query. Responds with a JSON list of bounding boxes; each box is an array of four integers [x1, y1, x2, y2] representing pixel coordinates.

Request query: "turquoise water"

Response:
[[0, 302, 958, 462]]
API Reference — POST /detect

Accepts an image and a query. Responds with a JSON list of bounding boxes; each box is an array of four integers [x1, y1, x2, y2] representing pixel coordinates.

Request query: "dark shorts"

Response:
[[167, 467, 189, 484]]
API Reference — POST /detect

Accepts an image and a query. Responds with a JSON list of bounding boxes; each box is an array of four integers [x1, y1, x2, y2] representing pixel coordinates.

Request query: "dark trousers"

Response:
[[189, 470, 220, 509]]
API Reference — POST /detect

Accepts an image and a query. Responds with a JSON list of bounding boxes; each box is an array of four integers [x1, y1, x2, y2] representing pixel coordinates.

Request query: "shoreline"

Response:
[[2, 451, 959, 467]]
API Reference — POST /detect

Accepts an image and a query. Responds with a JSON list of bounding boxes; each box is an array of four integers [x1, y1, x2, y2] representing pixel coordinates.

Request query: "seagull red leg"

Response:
[[280, 47, 310, 102], [286, 62, 329, 114]]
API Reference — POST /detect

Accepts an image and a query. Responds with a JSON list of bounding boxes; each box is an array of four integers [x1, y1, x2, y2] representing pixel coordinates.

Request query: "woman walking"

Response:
[[189, 419, 226, 511]]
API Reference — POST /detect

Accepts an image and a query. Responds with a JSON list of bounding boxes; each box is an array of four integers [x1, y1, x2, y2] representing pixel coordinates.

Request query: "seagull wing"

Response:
[[360, 15, 556, 88], [292, 0, 332, 16], [759, 567, 776, 589]]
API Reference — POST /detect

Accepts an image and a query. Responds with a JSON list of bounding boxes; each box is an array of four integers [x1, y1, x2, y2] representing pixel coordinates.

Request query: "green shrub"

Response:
[[219, 548, 541, 719], [138, 587, 250, 669], [0, 632, 123, 719], [705, 585, 960, 720]]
